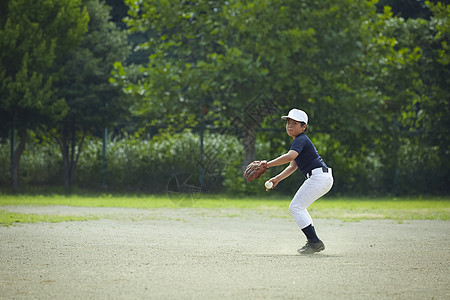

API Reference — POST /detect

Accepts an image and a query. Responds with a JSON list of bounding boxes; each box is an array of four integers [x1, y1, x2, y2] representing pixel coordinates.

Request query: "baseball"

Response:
[[265, 181, 273, 189]]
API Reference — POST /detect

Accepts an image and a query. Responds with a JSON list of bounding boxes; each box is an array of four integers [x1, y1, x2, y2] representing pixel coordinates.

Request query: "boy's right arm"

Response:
[[269, 161, 298, 188]]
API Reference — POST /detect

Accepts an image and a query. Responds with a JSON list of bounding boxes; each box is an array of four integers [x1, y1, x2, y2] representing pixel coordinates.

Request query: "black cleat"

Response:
[[297, 240, 325, 254]]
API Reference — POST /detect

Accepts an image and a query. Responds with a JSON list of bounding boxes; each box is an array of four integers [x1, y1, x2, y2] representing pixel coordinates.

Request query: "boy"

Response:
[[265, 108, 333, 254]]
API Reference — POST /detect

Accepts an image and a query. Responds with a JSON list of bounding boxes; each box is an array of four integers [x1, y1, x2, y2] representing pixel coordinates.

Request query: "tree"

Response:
[[414, 1, 450, 193], [422, 2, 449, 152], [115, 0, 379, 166], [0, 0, 89, 190], [358, 2, 449, 194], [113, 0, 449, 195], [53, 0, 131, 189]]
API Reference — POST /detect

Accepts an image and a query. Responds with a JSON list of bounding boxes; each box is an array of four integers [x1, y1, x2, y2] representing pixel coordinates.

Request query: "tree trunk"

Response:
[[11, 128, 28, 192], [57, 121, 85, 191]]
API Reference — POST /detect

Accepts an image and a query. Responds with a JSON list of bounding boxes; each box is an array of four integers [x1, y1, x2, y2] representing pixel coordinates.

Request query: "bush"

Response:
[[0, 130, 448, 196], [75, 131, 246, 193]]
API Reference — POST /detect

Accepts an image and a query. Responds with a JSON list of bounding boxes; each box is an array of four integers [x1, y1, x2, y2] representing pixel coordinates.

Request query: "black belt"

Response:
[[306, 167, 329, 179]]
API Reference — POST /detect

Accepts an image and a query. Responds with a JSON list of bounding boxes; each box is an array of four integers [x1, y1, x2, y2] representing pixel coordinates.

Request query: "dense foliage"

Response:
[[0, 0, 448, 196]]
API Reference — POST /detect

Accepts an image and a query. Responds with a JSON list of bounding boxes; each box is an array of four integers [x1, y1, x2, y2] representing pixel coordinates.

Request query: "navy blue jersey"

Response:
[[290, 133, 327, 177]]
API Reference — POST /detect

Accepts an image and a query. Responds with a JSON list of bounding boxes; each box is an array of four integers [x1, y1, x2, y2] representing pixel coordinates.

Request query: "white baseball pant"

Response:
[[289, 168, 334, 229]]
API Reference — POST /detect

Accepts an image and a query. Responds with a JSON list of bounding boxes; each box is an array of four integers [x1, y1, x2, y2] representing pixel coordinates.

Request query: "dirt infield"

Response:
[[1, 206, 449, 299]]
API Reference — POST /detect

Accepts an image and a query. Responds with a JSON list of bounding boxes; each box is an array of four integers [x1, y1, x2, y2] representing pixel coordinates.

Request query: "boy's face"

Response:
[[285, 118, 306, 138]]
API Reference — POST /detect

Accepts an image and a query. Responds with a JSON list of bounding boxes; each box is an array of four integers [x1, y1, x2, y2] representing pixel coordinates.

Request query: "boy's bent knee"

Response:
[[289, 203, 304, 216]]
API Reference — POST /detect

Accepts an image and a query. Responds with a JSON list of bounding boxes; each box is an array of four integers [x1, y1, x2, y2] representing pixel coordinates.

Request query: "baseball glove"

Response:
[[244, 160, 268, 182]]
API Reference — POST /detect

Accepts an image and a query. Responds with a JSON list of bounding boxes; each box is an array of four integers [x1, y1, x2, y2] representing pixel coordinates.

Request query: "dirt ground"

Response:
[[0, 206, 449, 300]]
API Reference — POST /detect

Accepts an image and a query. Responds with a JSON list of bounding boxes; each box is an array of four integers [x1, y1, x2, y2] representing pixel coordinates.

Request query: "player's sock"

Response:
[[301, 224, 320, 243]]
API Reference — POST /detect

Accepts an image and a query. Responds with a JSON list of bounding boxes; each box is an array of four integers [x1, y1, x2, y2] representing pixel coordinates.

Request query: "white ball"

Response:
[[265, 181, 273, 189]]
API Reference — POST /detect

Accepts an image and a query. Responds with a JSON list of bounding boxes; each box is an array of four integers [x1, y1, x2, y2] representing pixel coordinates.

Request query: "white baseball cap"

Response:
[[281, 109, 308, 124]]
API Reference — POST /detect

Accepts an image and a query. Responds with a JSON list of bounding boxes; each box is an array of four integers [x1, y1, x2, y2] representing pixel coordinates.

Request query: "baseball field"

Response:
[[1, 195, 449, 299]]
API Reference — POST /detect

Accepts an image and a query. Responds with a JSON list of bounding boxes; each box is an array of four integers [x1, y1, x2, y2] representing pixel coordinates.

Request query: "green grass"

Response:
[[0, 194, 176, 208], [309, 198, 450, 221], [0, 194, 449, 225], [0, 210, 97, 227]]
